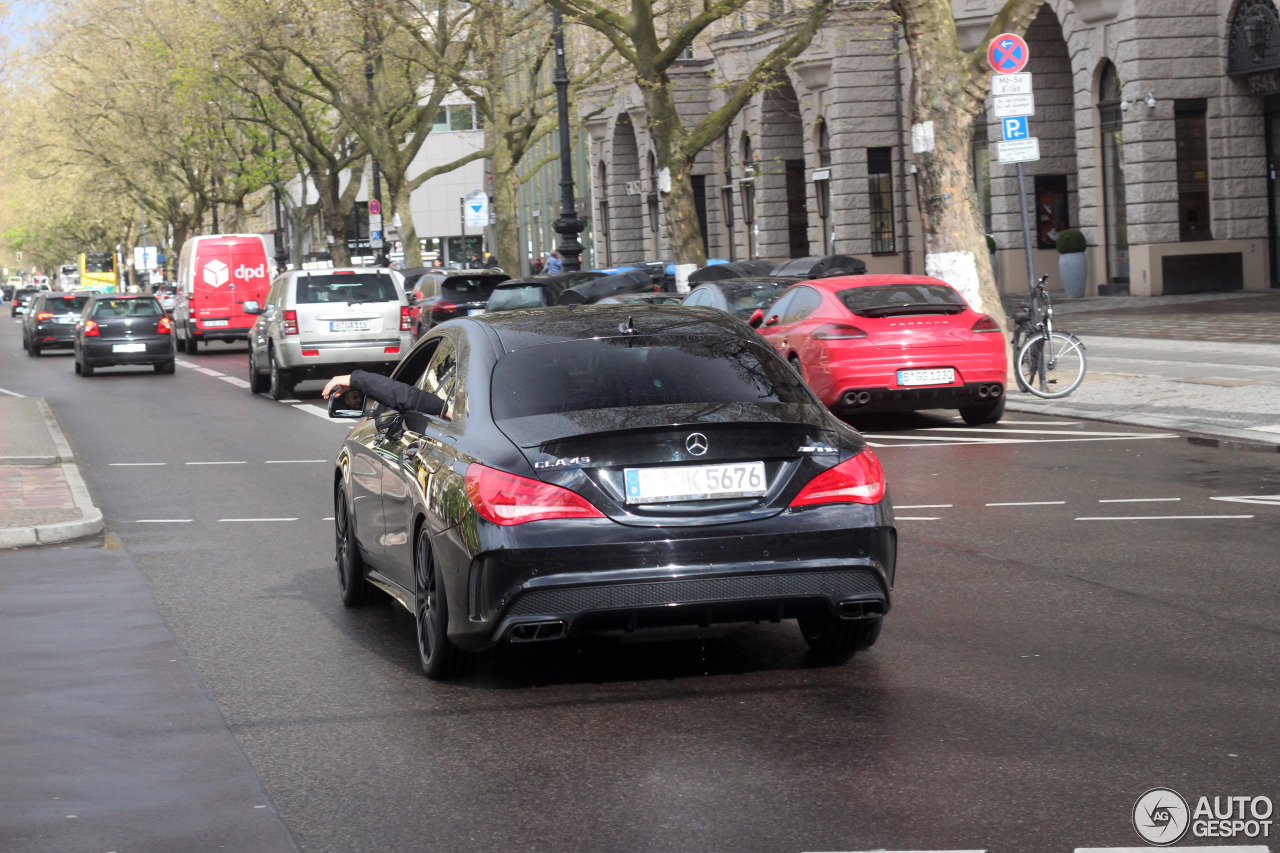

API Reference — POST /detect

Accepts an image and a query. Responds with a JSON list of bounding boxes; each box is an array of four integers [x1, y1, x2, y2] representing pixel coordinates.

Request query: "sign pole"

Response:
[[1016, 162, 1036, 295]]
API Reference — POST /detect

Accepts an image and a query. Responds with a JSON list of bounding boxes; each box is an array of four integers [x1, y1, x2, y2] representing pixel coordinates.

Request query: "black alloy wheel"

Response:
[[248, 348, 269, 394], [335, 489, 370, 606], [268, 348, 292, 401], [414, 526, 465, 679], [798, 613, 882, 661]]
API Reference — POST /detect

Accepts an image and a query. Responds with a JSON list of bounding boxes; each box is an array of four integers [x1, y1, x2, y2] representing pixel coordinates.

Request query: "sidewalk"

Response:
[[0, 396, 104, 548]]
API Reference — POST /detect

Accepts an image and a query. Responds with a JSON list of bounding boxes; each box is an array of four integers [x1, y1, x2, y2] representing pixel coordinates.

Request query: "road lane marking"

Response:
[[895, 516, 940, 521], [1211, 494, 1280, 506], [135, 519, 193, 523], [321, 516, 334, 521], [218, 517, 299, 522], [110, 462, 167, 467], [219, 376, 252, 388], [292, 403, 348, 424], [1099, 497, 1180, 503], [924, 427, 1150, 436], [1075, 515, 1254, 521], [997, 419, 1080, 425], [194, 367, 223, 377], [986, 501, 1067, 507], [264, 459, 328, 464], [1076, 848, 1269, 852], [186, 461, 247, 466], [872, 434, 1179, 448], [865, 434, 1019, 443], [279, 398, 302, 403], [898, 504, 953, 509], [0, 386, 26, 397]]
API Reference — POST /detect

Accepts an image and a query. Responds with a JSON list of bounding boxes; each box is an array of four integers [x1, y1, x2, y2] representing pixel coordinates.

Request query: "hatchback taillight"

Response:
[[971, 314, 1001, 333], [157, 316, 173, 334], [283, 310, 299, 336], [83, 319, 100, 337], [400, 305, 411, 331], [790, 450, 886, 507], [35, 312, 54, 322], [433, 302, 457, 316], [465, 463, 604, 525], [813, 323, 868, 340]]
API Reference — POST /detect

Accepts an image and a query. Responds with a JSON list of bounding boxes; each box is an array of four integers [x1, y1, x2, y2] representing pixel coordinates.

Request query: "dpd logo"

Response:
[[1134, 787, 1190, 846], [234, 263, 266, 280], [202, 259, 229, 288]]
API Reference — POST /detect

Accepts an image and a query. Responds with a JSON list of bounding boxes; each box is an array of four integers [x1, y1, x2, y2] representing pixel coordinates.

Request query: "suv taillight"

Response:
[[465, 464, 604, 525], [83, 319, 100, 337], [790, 450, 886, 507], [400, 305, 411, 332], [971, 314, 1001, 333], [283, 310, 299, 335], [35, 312, 54, 322], [158, 316, 173, 334]]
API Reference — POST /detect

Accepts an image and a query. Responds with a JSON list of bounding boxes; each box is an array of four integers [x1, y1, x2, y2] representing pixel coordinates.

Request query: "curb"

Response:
[[1004, 398, 1280, 449]]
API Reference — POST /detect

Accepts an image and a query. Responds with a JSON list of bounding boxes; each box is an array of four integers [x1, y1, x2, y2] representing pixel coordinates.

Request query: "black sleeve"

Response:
[[350, 369, 444, 417]]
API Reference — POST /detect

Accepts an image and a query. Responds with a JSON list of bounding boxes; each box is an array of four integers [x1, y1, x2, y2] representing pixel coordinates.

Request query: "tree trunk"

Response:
[[314, 165, 351, 267], [492, 141, 521, 274], [391, 185, 421, 268], [665, 157, 705, 270]]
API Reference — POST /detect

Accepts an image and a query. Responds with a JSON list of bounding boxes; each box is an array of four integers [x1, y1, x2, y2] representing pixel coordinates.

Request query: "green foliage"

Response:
[[1055, 228, 1086, 254]]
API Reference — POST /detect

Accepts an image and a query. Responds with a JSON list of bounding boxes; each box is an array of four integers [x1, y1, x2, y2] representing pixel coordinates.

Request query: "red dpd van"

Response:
[[173, 234, 273, 354]]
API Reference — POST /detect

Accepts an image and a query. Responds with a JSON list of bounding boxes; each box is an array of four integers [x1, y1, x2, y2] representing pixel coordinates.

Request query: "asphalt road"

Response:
[[4, 319, 1279, 853]]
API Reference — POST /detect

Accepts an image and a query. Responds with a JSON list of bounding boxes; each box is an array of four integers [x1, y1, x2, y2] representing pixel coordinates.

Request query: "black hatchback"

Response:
[[74, 294, 176, 376], [330, 305, 896, 678], [23, 292, 92, 355]]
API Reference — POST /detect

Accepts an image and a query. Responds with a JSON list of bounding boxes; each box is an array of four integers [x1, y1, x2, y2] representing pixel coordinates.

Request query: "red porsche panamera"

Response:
[[753, 274, 1008, 425]]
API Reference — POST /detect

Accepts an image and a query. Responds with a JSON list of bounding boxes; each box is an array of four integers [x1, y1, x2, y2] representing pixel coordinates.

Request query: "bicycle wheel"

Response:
[[1016, 331, 1086, 399]]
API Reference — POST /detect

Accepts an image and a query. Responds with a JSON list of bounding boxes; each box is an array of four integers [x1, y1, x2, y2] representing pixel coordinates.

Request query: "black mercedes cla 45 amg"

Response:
[[331, 305, 896, 678]]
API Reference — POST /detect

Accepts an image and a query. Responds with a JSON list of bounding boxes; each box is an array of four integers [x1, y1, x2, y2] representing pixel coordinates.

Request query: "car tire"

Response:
[[80, 359, 95, 377], [22, 334, 29, 352], [335, 489, 371, 606], [155, 359, 175, 375], [788, 354, 805, 381], [248, 348, 269, 394], [959, 395, 1005, 426], [187, 331, 198, 354], [799, 614, 881, 661], [414, 526, 466, 679], [268, 349, 293, 401], [28, 341, 40, 358], [73, 354, 82, 375]]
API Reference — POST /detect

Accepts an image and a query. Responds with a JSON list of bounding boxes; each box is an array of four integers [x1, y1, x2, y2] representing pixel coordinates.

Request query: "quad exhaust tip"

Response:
[[509, 620, 567, 643]]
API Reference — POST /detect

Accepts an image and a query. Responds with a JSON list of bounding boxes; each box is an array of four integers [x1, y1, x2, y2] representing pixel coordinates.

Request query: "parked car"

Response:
[[683, 279, 791, 320], [329, 304, 895, 677], [244, 267, 412, 400], [74, 293, 175, 376], [555, 269, 655, 305], [409, 270, 510, 336], [172, 233, 273, 354], [23, 292, 92, 356], [485, 271, 610, 312], [10, 286, 40, 318], [751, 274, 1007, 425], [153, 283, 177, 313], [595, 292, 685, 305], [771, 254, 867, 278], [686, 259, 777, 284]]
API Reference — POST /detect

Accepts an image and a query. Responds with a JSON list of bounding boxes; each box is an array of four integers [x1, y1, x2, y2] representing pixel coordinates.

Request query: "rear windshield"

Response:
[[296, 273, 400, 305], [491, 335, 810, 420], [42, 294, 91, 312], [92, 298, 162, 318], [839, 283, 966, 315], [726, 283, 787, 313], [440, 276, 504, 299], [488, 284, 546, 311]]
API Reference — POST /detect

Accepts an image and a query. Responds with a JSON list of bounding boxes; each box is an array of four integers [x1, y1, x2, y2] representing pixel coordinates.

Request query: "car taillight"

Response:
[[813, 323, 868, 340], [465, 463, 604, 525], [400, 305, 411, 331], [971, 314, 1001, 333], [157, 316, 172, 334], [283, 310, 299, 335], [301, 349, 319, 357], [35, 312, 54, 321], [790, 449, 886, 507], [83, 319, 100, 337], [384, 346, 400, 354], [432, 302, 457, 316]]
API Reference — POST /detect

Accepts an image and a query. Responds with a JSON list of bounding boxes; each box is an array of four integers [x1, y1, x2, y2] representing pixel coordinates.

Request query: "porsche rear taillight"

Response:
[[157, 316, 173, 334], [812, 323, 868, 340], [283, 310, 299, 335], [790, 449, 886, 507], [465, 463, 604, 525], [971, 314, 1001, 333], [83, 319, 100, 337], [400, 305, 411, 331]]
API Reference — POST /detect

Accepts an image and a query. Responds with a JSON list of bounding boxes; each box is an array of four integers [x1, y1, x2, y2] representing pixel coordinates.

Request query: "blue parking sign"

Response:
[[1002, 116, 1030, 141]]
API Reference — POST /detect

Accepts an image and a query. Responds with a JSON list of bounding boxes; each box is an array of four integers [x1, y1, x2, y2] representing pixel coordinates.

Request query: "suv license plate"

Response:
[[898, 368, 955, 387], [624, 462, 767, 504], [330, 320, 371, 332]]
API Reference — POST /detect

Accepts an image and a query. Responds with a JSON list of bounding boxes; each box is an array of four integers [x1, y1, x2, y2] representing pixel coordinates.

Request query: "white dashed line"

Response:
[[135, 519, 193, 523], [897, 504, 953, 509], [986, 501, 1067, 507], [218, 517, 299, 522], [278, 398, 302, 404], [110, 462, 167, 467], [0, 386, 26, 397], [194, 367, 223, 377], [1076, 847, 1268, 852], [895, 516, 941, 521], [321, 516, 334, 521], [219, 376, 252, 388], [186, 461, 247, 466], [264, 459, 327, 464], [1098, 497, 1181, 503], [1075, 515, 1254, 522], [292, 403, 347, 423]]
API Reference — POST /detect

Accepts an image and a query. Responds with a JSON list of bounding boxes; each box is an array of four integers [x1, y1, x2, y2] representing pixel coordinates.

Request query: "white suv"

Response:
[[245, 268, 412, 399]]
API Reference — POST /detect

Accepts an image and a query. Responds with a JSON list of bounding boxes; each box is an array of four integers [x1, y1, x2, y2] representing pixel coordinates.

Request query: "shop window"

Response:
[[1034, 174, 1069, 249], [1175, 99, 1212, 242], [868, 147, 895, 254]]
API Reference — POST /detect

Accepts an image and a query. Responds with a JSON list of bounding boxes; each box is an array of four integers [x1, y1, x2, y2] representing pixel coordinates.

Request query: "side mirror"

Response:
[[747, 309, 764, 329], [764, 314, 780, 327], [243, 300, 261, 315], [327, 391, 367, 419]]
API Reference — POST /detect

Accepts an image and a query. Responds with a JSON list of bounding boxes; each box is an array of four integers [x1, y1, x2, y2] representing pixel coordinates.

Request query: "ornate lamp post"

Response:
[[551, 8, 584, 272], [364, 29, 390, 268]]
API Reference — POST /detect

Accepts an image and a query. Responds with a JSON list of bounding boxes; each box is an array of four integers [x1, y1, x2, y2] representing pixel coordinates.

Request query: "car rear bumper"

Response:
[[444, 505, 896, 650], [82, 337, 175, 365], [278, 336, 412, 374], [817, 347, 1007, 412], [32, 325, 78, 348], [192, 323, 251, 342]]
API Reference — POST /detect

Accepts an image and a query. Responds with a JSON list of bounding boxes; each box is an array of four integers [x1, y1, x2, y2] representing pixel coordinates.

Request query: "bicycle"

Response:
[[1010, 274, 1087, 399]]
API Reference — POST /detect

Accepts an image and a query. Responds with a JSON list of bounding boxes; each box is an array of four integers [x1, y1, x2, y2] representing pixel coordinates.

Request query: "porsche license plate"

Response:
[[624, 462, 766, 504], [898, 368, 955, 387]]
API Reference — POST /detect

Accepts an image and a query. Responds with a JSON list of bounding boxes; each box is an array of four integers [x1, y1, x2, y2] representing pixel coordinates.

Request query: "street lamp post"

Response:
[[551, 8, 584, 272], [364, 30, 390, 268], [271, 132, 289, 273]]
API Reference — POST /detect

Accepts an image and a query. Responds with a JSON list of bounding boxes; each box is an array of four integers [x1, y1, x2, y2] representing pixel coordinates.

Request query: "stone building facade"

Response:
[[582, 0, 1280, 296]]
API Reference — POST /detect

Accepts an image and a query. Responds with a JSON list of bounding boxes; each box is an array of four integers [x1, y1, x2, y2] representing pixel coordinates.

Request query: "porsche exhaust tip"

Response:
[[842, 391, 872, 407]]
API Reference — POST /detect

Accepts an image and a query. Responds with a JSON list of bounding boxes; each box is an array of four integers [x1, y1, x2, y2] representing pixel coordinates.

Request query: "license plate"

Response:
[[330, 320, 371, 332], [898, 368, 955, 387], [202, 319, 229, 328], [624, 462, 767, 504], [113, 343, 146, 353], [56, 317, 77, 324], [467, 308, 485, 316]]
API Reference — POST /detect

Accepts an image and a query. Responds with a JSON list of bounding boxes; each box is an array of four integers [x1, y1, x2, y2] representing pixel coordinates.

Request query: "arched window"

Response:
[[1098, 61, 1129, 284], [815, 118, 832, 253]]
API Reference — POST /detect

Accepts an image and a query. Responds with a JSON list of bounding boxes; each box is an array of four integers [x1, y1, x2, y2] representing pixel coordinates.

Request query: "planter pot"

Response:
[[1059, 251, 1087, 298]]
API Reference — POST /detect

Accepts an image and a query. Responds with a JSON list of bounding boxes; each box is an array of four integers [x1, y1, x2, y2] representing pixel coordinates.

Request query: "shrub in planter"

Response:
[[1055, 229, 1087, 297], [1055, 229, 1086, 254]]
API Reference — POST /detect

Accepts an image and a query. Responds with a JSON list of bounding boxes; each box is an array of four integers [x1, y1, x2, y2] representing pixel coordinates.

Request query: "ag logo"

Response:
[[203, 259, 229, 288], [1133, 787, 1190, 846]]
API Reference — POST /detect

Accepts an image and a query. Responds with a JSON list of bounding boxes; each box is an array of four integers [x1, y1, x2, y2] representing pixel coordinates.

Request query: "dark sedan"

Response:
[[683, 278, 791, 320], [331, 305, 896, 678], [410, 271, 510, 336], [74, 294, 176, 376], [23, 292, 92, 356], [10, 286, 39, 318], [486, 271, 609, 312]]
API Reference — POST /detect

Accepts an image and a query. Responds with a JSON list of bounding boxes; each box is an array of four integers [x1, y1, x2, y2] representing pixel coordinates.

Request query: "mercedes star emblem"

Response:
[[685, 433, 709, 456]]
